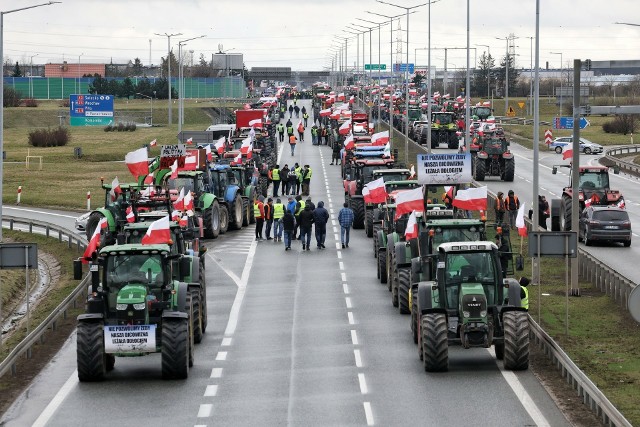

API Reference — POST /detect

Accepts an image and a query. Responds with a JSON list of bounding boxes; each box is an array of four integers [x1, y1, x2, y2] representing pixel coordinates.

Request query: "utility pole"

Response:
[[155, 32, 182, 125]]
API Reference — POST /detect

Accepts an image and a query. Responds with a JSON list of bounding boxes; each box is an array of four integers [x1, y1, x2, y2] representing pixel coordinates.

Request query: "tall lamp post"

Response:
[[155, 32, 182, 126], [29, 53, 38, 98], [475, 44, 491, 99], [356, 17, 389, 131], [77, 53, 83, 94], [178, 35, 205, 134], [1, 1, 60, 242], [496, 34, 518, 115], [550, 51, 563, 117], [333, 36, 350, 87]]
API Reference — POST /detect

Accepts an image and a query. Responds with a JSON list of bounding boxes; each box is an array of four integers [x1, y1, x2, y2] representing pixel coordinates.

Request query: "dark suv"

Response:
[[579, 206, 631, 247]]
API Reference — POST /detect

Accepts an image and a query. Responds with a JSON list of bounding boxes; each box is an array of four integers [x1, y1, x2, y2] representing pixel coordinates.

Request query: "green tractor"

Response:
[[364, 171, 414, 238], [85, 180, 139, 243], [416, 242, 529, 372], [74, 243, 196, 381], [430, 112, 459, 149]]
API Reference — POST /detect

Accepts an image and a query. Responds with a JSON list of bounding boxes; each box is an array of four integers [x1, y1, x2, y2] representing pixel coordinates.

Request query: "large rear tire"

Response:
[[162, 318, 190, 379], [231, 194, 243, 230], [503, 158, 515, 182], [365, 209, 374, 238], [378, 249, 387, 284], [422, 313, 449, 372], [203, 201, 221, 239], [397, 267, 411, 315], [503, 311, 529, 371], [351, 198, 365, 229], [411, 286, 419, 344], [85, 212, 105, 241], [77, 321, 106, 382], [259, 176, 268, 197], [242, 197, 250, 227], [473, 157, 486, 181], [219, 205, 229, 235], [561, 196, 572, 231], [390, 253, 399, 307], [191, 291, 203, 344]]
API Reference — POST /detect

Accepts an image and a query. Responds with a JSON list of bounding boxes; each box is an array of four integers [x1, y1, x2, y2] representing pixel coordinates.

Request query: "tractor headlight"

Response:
[[480, 310, 487, 317], [116, 304, 128, 310], [463, 311, 470, 318], [133, 303, 146, 310]]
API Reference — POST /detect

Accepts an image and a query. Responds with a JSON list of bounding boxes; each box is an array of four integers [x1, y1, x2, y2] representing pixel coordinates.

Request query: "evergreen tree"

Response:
[[11, 62, 22, 77], [132, 58, 144, 76], [472, 53, 495, 98]]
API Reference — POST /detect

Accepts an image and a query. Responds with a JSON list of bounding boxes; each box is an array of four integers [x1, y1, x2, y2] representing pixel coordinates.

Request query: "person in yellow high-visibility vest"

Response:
[[519, 277, 529, 310], [271, 165, 281, 197], [272, 198, 286, 242]]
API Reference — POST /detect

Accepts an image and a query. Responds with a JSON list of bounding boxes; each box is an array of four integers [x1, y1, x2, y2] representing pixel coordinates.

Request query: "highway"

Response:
[[2, 100, 572, 427]]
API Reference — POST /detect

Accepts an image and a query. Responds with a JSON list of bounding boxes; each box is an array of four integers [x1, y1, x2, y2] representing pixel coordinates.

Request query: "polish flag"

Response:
[[343, 134, 355, 150], [409, 165, 416, 179], [240, 137, 252, 154], [170, 159, 178, 179], [444, 185, 454, 201], [249, 118, 263, 128], [214, 136, 225, 154], [338, 92, 345, 101], [184, 191, 194, 216], [339, 120, 352, 135], [184, 155, 198, 171], [617, 198, 626, 209], [109, 177, 122, 202], [82, 217, 108, 263], [125, 147, 149, 179], [371, 130, 389, 146], [126, 206, 135, 223], [515, 202, 527, 237], [395, 187, 424, 219], [383, 142, 391, 158], [404, 211, 418, 240], [144, 171, 155, 185], [246, 144, 253, 160], [205, 144, 213, 162], [179, 215, 188, 228], [141, 216, 171, 245], [363, 177, 387, 204], [482, 101, 491, 106], [349, 95, 355, 104], [171, 209, 181, 222], [149, 139, 157, 147], [186, 137, 193, 145], [330, 111, 341, 120], [562, 146, 573, 161], [231, 152, 242, 165], [319, 108, 332, 117], [173, 187, 185, 211], [452, 186, 487, 211]]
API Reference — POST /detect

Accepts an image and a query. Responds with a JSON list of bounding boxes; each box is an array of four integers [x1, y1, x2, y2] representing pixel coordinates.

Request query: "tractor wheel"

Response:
[[386, 243, 394, 292], [503, 311, 529, 371], [561, 196, 572, 231], [447, 133, 459, 149], [191, 290, 203, 344], [162, 317, 190, 379], [106, 354, 115, 371], [203, 201, 221, 239], [422, 313, 449, 372], [231, 194, 243, 230], [397, 267, 411, 315], [473, 157, 486, 181], [411, 286, 419, 344], [503, 158, 515, 182], [494, 342, 505, 360], [391, 254, 399, 308], [373, 226, 381, 258], [365, 210, 374, 238], [351, 198, 365, 229], [242, 198, 250, 227], [378, 249, 387, 284], [85, 212, 105, 241], [219, 205, 229, 235], [249, 190, 256, 224], [259, 176, 268, 197], [199, 264, 208, 332], [77, 321, 106, 382]]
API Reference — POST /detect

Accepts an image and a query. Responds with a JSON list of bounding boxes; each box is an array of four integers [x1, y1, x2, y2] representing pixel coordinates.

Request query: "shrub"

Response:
[[125, 122, 137, 132], [104, 125, 113, 132], [60, 99, 70, 108], [602, 115, 638, 135], [117, 123, 125, 132], [23, 98, 38, 107], [28, 127, 70, 147], [3, 87, 21, 107]]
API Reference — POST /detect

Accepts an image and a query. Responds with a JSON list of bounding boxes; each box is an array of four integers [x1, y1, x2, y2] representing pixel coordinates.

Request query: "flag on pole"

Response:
[[125, 147, 149, 179], [126, 206, 135, 223], [184, 155, 198, 171], [240, 137, 252, 154], [363, 177, 388, 204], [452, 186, 487, 211], [109, 177, 121, 202], [171, 209, 181, 222], [516, 202, 527, 237], [343, 134, 355, 150], [141, 216, 171, 245], [184, 191, 194, 216], [82, 217, 108, 263], [395, 187, 424, 219], [319, 108, 332, 117], [149, 139, 157, 147], [173, 188, 185, 211], [383, 142, 391, 158], [186, 137, 193, 145], [404, 211, 418, 240], [205, 144, 213, 162], [249, 118, 262, 128], [170, 159, 178, 179], [409, 165, 416, 179], [562, 145, 573, 161], [214, 137, 225, 154], [231, 152, 242, 165], [339, 120, 351, 135], [371, 130, 389, 146]]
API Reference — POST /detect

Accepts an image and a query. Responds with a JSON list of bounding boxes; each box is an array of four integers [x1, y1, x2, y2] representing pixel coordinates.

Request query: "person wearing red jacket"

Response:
[[254, 196, 265, 240]]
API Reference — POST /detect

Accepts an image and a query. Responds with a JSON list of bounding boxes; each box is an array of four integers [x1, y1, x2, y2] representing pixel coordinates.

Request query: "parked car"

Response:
[[75, 211, 90, 232], [549, 137, 603, 155], [579, 206, 631, 246]]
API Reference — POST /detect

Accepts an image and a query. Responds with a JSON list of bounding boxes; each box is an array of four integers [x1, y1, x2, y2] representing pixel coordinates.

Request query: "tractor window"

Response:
[[362, 166, 383, 182], [168, 177, 194, 194], [432, 228, 481, 247], [106, 254, 164, 288], [444, 251, 497, 306], [377, 173, 407, 183], [579, 172, 608, 190]]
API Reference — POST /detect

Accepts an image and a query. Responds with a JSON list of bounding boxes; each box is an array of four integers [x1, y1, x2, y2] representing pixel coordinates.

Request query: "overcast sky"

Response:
[[3, 0, 639, 72]]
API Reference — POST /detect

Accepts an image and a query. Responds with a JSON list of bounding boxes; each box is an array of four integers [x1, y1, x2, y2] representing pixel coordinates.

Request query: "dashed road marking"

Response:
[[351, 329, 358, 345], [210, 368, 223, 378], [221, 337, 232, 346], [363, 402, 374, 426], [204, 385, 219, 397], [216, 351, 227, 361], [354, 349, 363, 367], [348, 311, 355, 325], [358, 373, 368, 394], [337, 251, 342, 259], [339, 261, 345, 270], [345, 297, 352, 308], [341, 272, 347, 282], [197, 404, 213, 418], [343, 283, 350, 294]]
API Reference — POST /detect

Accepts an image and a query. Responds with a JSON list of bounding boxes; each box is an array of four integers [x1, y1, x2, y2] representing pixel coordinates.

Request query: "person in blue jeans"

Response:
[[282, 209, 296, 250], [298, 204, 315, 251], [338, 202, 354, 248]]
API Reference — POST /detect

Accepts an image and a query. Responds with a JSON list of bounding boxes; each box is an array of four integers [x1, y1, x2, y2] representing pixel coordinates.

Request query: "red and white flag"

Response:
[[214, 137, 225, 154], [330, 110, 341, 120], [343, 134, 355, 150], [205, 144, 213, 162], [141, 216, 171, 245], [171, 209, 181, 221], [231, 152, 242, 165], [339, 120, 351, 135], [82, 217, 108, 263], [338, 92, 345, 101], [184, 191, 194, 216], [140, 186, 155, 198], [109, 177, 122, 202], [173, 187, 185, 211], [404, 211, 418, 240], [240, 137, 252, 154], [383, 142, 391, 158], [184, 155, 198, 171], [452, 186, 487, 211], [249, 118, 262, 128], [179, 215, 188, 228], [186, 137, 193, 145], [125, 147, 149, 179], [562, 145, 573, 161], [170, 159, 178, 179], [515, 202, 527, 237], [371, 130, 389, 146], [246, 144, 253, 160], [349, 95, 355, 104], [319, 108, 332, 117], [144, 171, 155, 185], [149, 139, 157, 147], [444, 185, 454, 201], [409, 165, 416, 179], [617, 198, 626, 209], [363, 177, 387, 204], [395, 187, 424, 219], [126, 206, 135, 223]]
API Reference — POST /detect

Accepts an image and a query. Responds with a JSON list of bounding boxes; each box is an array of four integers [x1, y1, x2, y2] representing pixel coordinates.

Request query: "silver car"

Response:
[[75, 211, 91, 231], [549, 137, 603, 155]]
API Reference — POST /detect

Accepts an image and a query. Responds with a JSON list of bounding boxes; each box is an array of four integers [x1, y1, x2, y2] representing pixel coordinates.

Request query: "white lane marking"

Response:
[[207, 252, 242, 288], [348, 311, 355, 325], [341, 272, 347, 282], [363, 402, 374, 426], [195, 425, 207, 427], [335, 243, 341, 249], [31, 369, 79, 427], [197, 404, 213, 417], [351, 329, 359, 345], [337, 251, 342, 259], [330, 208, 334, 214], [210, 368, 223, 378], [345, 297, 352, 308], [277, 133, 285, 164], [339, 261, 345, 271], [216, 351, 227, 361], [221, 337, 232, 346], [3, 206, 77, 219], [489, 349, 551, 426], [354, 349, 363, 367], [224, 239, 258, 336], [334, 233, 339, 239], [204, 385, 219, 397], [343, 283, 350, 294], [332, 220, 337, 226], [358, 373, 368, 394]]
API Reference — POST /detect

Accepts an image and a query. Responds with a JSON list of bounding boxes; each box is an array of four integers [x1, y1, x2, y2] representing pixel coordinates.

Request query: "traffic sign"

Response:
[[393, 63, 415, 73], [69, 94, 114, 126], [507, 106, 516, 117], [365, 64, 386, 70], [553, 117, 590, 130], [518, 102, 525, 109], [544, 129, 553, 145]]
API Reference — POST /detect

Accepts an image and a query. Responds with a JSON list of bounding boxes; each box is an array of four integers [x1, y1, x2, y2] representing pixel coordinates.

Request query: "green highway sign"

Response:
[[365, 64, 386, 70]]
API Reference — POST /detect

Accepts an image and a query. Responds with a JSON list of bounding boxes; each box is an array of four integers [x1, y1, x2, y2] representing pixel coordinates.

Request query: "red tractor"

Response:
[[550, 165, 623, 231]]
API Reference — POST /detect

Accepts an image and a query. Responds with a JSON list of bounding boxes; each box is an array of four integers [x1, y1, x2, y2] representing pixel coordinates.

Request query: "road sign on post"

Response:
[[544, 129, 553, 145], [507, 106, 516, 117], [365, 64, 387, 71], [70, 95, 114, 126], [393, 63, 415, 73], [553, 117, 590, 130]]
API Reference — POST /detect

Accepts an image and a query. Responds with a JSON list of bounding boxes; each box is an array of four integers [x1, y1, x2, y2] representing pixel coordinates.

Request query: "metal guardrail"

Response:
[[0, 216, 88, 378], [529, 316, 632, 427], [604, 144, 640, 176]]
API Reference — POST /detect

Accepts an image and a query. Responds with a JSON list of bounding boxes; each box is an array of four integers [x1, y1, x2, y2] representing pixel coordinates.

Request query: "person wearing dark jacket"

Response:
[[538, 195, 550, 230], [298, 205, 315, 250], [280, 164, 290, 196], [313, 201, 330, 249], [331, 140, 341, 165], [282, 209, 296, 250]]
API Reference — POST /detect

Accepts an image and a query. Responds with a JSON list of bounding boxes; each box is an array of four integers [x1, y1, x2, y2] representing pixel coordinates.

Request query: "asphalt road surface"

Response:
[[3, 100, 571, 427]]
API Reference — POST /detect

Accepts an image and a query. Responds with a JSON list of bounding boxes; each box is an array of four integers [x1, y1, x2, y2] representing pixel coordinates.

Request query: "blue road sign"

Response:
[[393, 63, 415, 73], [553, 116, 590, 130], [70, 94, 114, 126]]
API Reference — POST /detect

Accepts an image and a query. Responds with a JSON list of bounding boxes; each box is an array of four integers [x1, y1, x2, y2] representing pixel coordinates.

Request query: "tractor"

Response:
[[416, 242, 529, 372], [84, 180, 139, 243], [74, 243, 196, 381], [471, 105, 493, 121], [364, 169, 413, 237], [550, 165, 623, 232], [210, 163, 250, 230], [430, 112, 459, 149], [471, 138, 515, 182]]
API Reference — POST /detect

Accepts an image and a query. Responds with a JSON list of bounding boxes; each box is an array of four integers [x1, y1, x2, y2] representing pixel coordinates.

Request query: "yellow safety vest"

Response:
[[304, 168, 312, 180], [272, 169, 280, 181], [296, 200, 305, 216], [521, 287, 529, 310], [295, 167, 303, 182], [253, 202, 263, 218], [273, 203, 285, 219]]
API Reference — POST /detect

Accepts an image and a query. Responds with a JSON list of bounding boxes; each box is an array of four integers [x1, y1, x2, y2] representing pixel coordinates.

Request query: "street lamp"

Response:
[[137, 93, 154, 126], [550, 51, 563, 117], [178, 35, 205, 133], [334, 36, 350, 87], [351, 22, 375, 87], [155, 32, 182, 126], [77, 53, 83, 94], [475, 44, 491, 99], [496, 34, 519, 115], [356, 17, 389, 131], [1, 1, 60, 243], [344, 28, 362, 83], [29, 53, 38, 98]]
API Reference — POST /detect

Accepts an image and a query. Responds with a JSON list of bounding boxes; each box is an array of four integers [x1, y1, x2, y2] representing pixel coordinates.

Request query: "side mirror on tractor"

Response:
[[73, 259, 83, 280], [612, 166, 620, 175], [552, 166, 558, 175]]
